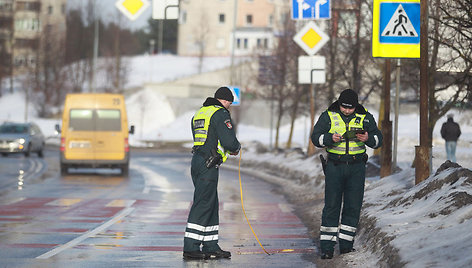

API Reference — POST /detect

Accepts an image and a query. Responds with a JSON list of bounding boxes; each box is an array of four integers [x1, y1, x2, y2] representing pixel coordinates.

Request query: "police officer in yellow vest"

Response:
[[183, 86, 241, 260], [311, 89, 382, 259]]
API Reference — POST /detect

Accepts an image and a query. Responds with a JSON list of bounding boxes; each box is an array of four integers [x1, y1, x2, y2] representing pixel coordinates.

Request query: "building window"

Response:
[[28, 56, 36, 67], [180, 10, 187, 24], [243, 38, 248, 49], [264, 38, 268, 49], [61, 4, 66, 14], [216, 38, 225, 49], [14, 55, 25, 67], [236, 38, 241, 49], [219, 13, 225, 24], [246, 15, 253, 26], [16, 1, 41, 11], [15, 19, 41, 31], [257, 38, 261, 48], [48, 5, 53, 14], [269, 14, 274, 26], [0, 1, 13, 11]]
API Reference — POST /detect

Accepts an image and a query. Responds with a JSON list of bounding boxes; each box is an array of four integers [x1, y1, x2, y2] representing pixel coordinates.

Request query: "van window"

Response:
[[69, 109, 121, 131], [96, 110, 121, 131]]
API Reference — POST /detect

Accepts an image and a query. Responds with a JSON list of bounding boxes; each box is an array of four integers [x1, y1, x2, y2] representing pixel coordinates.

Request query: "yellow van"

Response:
[[56, 93, 134, 175]]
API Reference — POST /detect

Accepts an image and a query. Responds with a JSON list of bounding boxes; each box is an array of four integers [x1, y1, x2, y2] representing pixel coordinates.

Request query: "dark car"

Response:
[[0, 122, 45, 157]]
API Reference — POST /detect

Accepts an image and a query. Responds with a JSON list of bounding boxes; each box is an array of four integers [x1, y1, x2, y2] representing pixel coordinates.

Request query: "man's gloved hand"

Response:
[[229, 145, 241, 155]]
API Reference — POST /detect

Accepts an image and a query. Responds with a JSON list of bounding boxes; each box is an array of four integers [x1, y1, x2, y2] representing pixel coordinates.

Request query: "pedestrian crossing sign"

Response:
[[372, 0, 420, 58]]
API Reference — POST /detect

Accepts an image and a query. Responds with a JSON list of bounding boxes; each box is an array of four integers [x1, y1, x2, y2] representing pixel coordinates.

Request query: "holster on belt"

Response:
[[205, 149, 223, 169]]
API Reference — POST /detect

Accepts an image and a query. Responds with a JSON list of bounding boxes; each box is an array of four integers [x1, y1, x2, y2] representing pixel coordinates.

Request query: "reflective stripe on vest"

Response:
[[326, 111, 366, 155], [192, 105, 229, 162]]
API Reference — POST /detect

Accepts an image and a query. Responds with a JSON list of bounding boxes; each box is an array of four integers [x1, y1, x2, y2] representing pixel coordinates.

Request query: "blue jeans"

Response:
[[445, 141, 457, 163]]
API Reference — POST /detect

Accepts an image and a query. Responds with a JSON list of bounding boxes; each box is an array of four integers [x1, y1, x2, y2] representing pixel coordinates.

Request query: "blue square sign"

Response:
[[292, 0, 331, 20], [379, 2, 420, 44]]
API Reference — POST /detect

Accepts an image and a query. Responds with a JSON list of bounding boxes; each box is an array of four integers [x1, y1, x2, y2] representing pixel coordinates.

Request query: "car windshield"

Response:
[[0, 124, 28, 134]]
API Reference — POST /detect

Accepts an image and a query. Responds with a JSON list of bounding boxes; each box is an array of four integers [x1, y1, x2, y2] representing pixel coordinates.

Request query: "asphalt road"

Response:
[[0, 147, 317, 267]]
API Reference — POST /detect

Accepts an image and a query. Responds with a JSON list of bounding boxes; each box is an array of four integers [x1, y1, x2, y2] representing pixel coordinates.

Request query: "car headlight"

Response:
[[18, 138, 26, 144]]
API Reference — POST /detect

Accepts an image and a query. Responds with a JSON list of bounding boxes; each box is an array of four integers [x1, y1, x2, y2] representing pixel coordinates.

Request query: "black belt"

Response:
[[328, 154, 367, 165]]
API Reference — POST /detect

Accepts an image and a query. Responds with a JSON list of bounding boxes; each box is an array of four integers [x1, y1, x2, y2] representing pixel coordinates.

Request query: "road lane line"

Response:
[[36, 206, 135, 259]]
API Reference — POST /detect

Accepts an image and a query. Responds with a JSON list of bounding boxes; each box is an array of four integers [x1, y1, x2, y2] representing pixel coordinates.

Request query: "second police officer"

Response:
[[311, 89, 383, 259]]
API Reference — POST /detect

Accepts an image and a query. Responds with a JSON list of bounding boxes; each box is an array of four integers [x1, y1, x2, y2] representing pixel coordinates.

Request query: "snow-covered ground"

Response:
[[1, 54, 471, 267]]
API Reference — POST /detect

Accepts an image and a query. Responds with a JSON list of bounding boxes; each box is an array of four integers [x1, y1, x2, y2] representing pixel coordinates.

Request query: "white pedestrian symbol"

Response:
[[381, 4, 418, 37]]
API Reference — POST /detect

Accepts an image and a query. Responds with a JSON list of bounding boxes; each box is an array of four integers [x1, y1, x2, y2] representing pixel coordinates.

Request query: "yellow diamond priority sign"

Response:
[[293, 21, 329, 56], [115, 0, 150, 21]]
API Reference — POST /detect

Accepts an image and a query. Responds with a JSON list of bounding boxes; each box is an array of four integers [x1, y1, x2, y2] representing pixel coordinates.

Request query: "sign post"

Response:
[[372, 0, 428, 181], [293, 22, 329, 155]]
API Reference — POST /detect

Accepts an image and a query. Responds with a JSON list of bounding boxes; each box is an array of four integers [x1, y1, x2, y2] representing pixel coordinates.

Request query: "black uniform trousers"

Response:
[[183, 154, 220, 252], [320, 159, 366, 253]]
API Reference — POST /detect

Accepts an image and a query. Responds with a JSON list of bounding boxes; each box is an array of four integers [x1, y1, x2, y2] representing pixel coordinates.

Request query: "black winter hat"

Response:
[[338, 89, 358, 108], [214, 86, 234, 102]]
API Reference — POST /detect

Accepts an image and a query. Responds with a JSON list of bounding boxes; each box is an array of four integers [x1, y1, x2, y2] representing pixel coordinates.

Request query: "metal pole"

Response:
[[393, 59, 400, 170], [24, 88, 28, 122], [269, 85, 274, 150], [91, 0, 99, 93], [307, 69, 316, 156], [416, 0, 430, 184], [230, 0, 238, 85], [158, 20, 163, 54]]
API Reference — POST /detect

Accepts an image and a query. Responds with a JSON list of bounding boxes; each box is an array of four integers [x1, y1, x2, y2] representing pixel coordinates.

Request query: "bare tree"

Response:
[[425, 0, 472, 146], [23, 21, 67, 117], [102, 12, 129, 93], [194, 9, 210, 73]]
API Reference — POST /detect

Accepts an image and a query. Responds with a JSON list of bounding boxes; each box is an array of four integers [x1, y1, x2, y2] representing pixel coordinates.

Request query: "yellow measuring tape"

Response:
[[238, 149, 270, 255]]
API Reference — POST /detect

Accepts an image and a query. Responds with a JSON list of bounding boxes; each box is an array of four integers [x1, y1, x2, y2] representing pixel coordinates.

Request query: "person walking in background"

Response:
[[183, 86, 240, 260], [311, 89, 383, 260], [440, 114, 461, 163]]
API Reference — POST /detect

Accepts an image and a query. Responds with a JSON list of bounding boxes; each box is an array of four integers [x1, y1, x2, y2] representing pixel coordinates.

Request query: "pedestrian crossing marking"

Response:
[[381, 4, 418, 37], [106, 199, 136, 207], [46, 198, 82, 207]]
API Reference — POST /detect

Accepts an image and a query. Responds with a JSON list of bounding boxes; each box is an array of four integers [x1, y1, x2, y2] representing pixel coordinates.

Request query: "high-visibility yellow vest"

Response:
[[192, 105, 228, 162], [326, 111, 366, 155]]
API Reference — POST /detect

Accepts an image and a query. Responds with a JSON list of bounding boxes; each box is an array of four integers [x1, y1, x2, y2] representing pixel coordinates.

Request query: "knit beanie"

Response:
[[214, 86, 234, 102], [338, 89, 358, 108]]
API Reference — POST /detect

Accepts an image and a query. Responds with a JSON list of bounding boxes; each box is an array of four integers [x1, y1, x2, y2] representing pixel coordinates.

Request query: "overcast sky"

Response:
[[67, 0, 152, 31]]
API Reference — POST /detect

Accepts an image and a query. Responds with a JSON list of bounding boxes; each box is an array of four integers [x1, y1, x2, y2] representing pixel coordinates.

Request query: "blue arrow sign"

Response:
[[292, 0, 331, 20]]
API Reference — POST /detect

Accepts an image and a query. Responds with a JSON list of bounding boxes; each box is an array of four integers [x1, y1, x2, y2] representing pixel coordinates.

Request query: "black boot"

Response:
[[340, 248, 356, 254], [183, 251, 207, 260], [205, 248, 231, 259], [320, 251, 333, 259]]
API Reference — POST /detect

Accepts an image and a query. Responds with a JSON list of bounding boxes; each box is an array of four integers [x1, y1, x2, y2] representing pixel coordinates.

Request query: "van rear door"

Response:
[[65, 109, 95, 160], [94, 109, 125, 161]]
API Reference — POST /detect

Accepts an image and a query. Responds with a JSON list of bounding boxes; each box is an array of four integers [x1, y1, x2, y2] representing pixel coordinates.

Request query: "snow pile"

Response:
[[360, 161, 472, 267]]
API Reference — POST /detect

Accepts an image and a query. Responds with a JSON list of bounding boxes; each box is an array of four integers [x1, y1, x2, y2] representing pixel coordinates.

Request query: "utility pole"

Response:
[[416, 0, 430, 184], [380, 59, 392, 177]]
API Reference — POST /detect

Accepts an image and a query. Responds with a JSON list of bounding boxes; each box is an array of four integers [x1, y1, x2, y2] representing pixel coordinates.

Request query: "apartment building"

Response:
[[0, 0, 67, 77], [177, 0, 290, 57]]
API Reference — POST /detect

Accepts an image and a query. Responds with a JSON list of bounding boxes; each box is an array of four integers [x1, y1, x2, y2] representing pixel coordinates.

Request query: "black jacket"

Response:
[[440, 118, 461, 141]]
